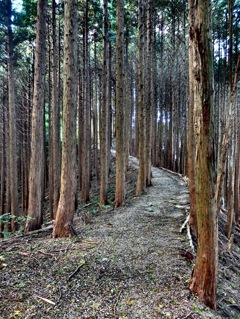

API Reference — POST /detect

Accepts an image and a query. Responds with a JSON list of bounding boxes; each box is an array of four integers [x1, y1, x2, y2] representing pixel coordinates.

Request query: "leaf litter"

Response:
[[0, 155, 239, 319]]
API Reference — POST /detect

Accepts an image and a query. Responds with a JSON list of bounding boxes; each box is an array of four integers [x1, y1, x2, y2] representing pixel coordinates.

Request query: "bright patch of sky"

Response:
[[12, 0, 23, 13]]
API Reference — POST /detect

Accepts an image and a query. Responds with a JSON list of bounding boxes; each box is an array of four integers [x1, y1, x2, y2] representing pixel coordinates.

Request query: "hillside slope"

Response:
[[0, 156, 239, 318]]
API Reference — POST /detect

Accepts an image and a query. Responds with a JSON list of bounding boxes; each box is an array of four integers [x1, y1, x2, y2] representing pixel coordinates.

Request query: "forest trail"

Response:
[[77, 157, 219, 319], [0, 157, 238, 319]]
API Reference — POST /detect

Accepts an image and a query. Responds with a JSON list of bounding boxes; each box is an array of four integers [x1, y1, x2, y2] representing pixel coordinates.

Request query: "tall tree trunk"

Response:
[[100, 0, 109, 205], [78, 70, 83, 192], [93, 33, 98, 180], [145, 0, 152, 187], [234, 119, 240, 224], [225, 0, 235, 237], [129, 62, 135, 156], [168, 73, 173, 171], [188, 4, 197, 237], [182, 8, 188, 176], [52, 0, 60, 218], [5, 107, 11, 232], [228, 0, 234, 92], [82, 1, 91, 202], [25, 0, 47, 232], [42, 89, 47, 204], [108, 42, 112, 172], [115, 0, 125, 207], [151, 16, 157, 167], [52, 0, 78, 238], [216, 56, 240, 211], [226, 148, 234, 237], [189, 0, 218, 310], [22, 66, 32, 213], [7, 0, 19, 232], [125, 36, 130, 171], [47, 27, 53, 219], [136, 0, 146, 196], [0, 102, 6, 237], [134, 84, 139, 157]]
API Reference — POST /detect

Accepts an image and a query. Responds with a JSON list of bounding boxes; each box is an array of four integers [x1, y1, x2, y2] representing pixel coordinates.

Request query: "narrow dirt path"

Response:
[[70, 159, 220, 319], [0, 157, 231, 318]]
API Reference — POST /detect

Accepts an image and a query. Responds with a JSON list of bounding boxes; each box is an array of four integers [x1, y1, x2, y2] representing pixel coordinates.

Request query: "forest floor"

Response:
[[0, 154, 240, 319]]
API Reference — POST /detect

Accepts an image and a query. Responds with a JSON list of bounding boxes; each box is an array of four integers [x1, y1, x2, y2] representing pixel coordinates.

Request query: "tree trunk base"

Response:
[[52, 222, 78, 238]]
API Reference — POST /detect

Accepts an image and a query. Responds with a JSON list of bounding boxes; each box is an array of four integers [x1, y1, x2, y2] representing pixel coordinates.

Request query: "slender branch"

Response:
[[67, 261, 86, 282]]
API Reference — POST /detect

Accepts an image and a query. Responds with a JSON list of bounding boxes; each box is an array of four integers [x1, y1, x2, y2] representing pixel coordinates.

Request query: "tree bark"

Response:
[[0, 101, 6, 237], [78, 70, 83, 192], [51, 0, 60, 218], [7, 0, 19, 232], [145, 0, 152, 187], [93, 33, 98, 180], [125, 36, 130, 171], [188, 2, 197, 238], [100, 0, 109, 205], [52, 0, 78, 238], [225, 0, 235, 237], [115, 0, 125, 207], [81, 1, 91, 202], [25, 0, 47, 232], [136, 0, 146, 196], [234, 119, 240, 224], [189, 0, 218, 310], [215, 56, 240, 211]]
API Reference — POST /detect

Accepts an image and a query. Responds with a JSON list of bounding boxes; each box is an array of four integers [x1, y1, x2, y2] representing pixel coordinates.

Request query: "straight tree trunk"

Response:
[[82, 2, 91, 202], [134, 86, 139, 157], [115, 0, 125, 207], [225, 0, 235, 236], [0, 102, 6, 236], [145, 0, 152, 187], [158, 110, 163, 167], [226, 150, 234, 237], [42, 90, 47, 203], [125, 36, 130, 171], [100, 0, 109, 205], [52, 0, 60, 218], [188, 6, 197, 238], [47, 31, 53, 219], [228, 0, 234, 92], [182, 14, 188, 176], [7, 0, 19, 231], [78, 70, 83, 192], [234, 119, 240, 224], [21, 67, 32, 213], [93, 34, 98, 180], [108, 42, 112, 172], [25, 0, 47, 232], [168, 73, 173, 171], [129, 62, 135, 156], [216, 56, 240, 211], [189, 0, 218, 310], [151, 17, 157, 167], [52, 0, 78, 238], [136, 0, 146, 196], [5, 114, 11, 232]]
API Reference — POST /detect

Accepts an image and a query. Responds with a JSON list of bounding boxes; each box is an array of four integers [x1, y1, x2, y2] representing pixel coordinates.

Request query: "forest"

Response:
[[0, 0, 240, 317]]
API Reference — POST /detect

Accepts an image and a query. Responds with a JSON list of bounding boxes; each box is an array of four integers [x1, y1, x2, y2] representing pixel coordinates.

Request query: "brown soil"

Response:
[[0, 155, 239, 319]]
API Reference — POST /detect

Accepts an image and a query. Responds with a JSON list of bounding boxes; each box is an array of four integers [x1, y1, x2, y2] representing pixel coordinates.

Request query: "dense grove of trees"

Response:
[[0, 0, 239, 310]]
